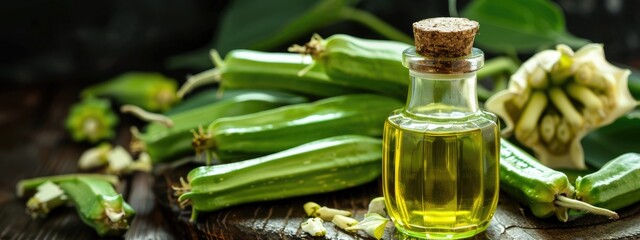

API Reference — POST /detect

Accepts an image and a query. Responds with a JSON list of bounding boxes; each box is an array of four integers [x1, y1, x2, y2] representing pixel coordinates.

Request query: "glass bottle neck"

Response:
[[404, 70, 480, 119]]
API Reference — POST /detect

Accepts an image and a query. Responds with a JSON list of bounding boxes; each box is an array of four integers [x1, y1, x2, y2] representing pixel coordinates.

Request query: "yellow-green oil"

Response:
[[383, 110, 500, 239]]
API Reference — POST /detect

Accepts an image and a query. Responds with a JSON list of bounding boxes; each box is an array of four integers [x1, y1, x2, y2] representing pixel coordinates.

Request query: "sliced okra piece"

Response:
[[345, 213, 389, 240], [332, 215, 359, 232], [78, 143, 112, 170], [314, 206, 352, 221], [26, 181, 68, 219], [301, 217, 326, 237], [367, 197, 387, 217], [58, 177, 135, 237]]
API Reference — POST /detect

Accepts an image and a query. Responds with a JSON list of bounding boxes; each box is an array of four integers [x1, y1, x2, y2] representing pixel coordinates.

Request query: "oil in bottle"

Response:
[[382, 18, 500, 239]]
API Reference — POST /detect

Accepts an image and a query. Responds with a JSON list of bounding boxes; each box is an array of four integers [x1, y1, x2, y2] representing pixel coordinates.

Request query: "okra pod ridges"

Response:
[[121, 104, 174, 128], [554, 195, 619, 219]]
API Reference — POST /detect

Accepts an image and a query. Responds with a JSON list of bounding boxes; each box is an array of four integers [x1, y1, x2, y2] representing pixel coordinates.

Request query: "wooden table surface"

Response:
[[1, 86, 639, 240]]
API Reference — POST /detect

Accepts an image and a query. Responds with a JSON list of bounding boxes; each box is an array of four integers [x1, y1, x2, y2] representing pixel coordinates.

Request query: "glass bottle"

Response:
[[382, 47, 500, 239]]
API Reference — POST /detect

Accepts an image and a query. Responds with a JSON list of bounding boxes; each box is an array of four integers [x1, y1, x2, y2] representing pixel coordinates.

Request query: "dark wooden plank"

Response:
[[156, 162, 640, 240], [124, 173, 176, 240]]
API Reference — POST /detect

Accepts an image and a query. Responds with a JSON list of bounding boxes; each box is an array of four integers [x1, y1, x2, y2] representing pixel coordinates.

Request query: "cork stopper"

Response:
[[413, 17, 479, 58]]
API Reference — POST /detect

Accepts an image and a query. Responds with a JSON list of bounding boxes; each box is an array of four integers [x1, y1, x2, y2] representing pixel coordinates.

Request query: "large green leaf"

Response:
[[168, 0, 352, 70], [462, 0, 589, 54], [583, 115, 640, 169], [629, 66, 640, 99]]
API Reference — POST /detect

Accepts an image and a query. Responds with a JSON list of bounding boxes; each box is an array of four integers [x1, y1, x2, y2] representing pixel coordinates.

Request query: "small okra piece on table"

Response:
[[25, 181, 68, 219], [16, 174, 134, 237], [65, 97, 119, 144], [58, 177, 135, 237]]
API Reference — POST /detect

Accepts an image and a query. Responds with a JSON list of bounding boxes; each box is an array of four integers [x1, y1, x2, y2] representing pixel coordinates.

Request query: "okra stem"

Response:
[[121, 105, 174, 128], [177, 68, 221, 98], [554, 195, 619, 219]]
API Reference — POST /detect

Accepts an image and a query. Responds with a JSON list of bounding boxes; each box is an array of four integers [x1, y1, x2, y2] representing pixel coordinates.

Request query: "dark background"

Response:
[[1, 0, 639, 87]]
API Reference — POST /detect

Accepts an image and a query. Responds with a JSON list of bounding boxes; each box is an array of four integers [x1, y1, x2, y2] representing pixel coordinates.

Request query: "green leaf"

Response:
[[462, 0, 589, 54], [168, 0, 352, 70], [629, 66, 640, 99], [582, 115, 640, 169]]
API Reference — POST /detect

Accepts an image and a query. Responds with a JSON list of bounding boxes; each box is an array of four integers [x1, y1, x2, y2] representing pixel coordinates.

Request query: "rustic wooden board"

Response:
[[156, 162, 640, 240]]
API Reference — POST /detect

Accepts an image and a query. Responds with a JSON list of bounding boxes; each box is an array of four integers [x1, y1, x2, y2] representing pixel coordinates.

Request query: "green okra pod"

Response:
[[178, 135, 382, 221], [82, 72, 178, 112], [134, 90, 308, 163], [165, 88, 256, 115], [194, 94, 402, 161], [289, 34, 411, 99], [500, 139, 618, 221], [575, 153, 640, 211], [177, 49, 364, 99], [58, 177, 135, 237]]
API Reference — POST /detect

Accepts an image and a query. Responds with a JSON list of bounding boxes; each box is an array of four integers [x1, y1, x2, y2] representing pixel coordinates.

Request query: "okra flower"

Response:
[[486, 44, 638, 169]]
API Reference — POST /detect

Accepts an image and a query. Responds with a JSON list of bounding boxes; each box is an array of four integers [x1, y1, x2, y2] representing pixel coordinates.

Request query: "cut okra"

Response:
[[314, 206, 352, 221], [78, 143, 112, 170], [367, 197, 387, 217], [303, 202, 321, 217], [26, 181, 68, 219], [332, 215, 359, 232], [64, 97, 119, 143], [59, 177, 135, 237], [78, 145, 151, 175], [301, 217, 326, 237], [345, 213, 389, 240]]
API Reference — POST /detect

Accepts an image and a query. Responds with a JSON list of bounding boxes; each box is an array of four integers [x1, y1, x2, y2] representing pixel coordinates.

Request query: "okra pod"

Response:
[[178, 135, 382, 221], [135, 91, 307, 163], [289, 34, 411, 98], [194, 94, 402, 161], [82, 72, 178, 112], [164, 88, 255, 115], [16, 174, 119, 198], [178, 50, 363, 98], [575, 153, 640, 211], [500, 139, 618, 221], [58, 177, 135, 237]]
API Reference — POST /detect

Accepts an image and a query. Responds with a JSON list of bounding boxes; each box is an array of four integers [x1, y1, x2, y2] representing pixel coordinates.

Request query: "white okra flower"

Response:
[[486, 44, 638, 169]]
